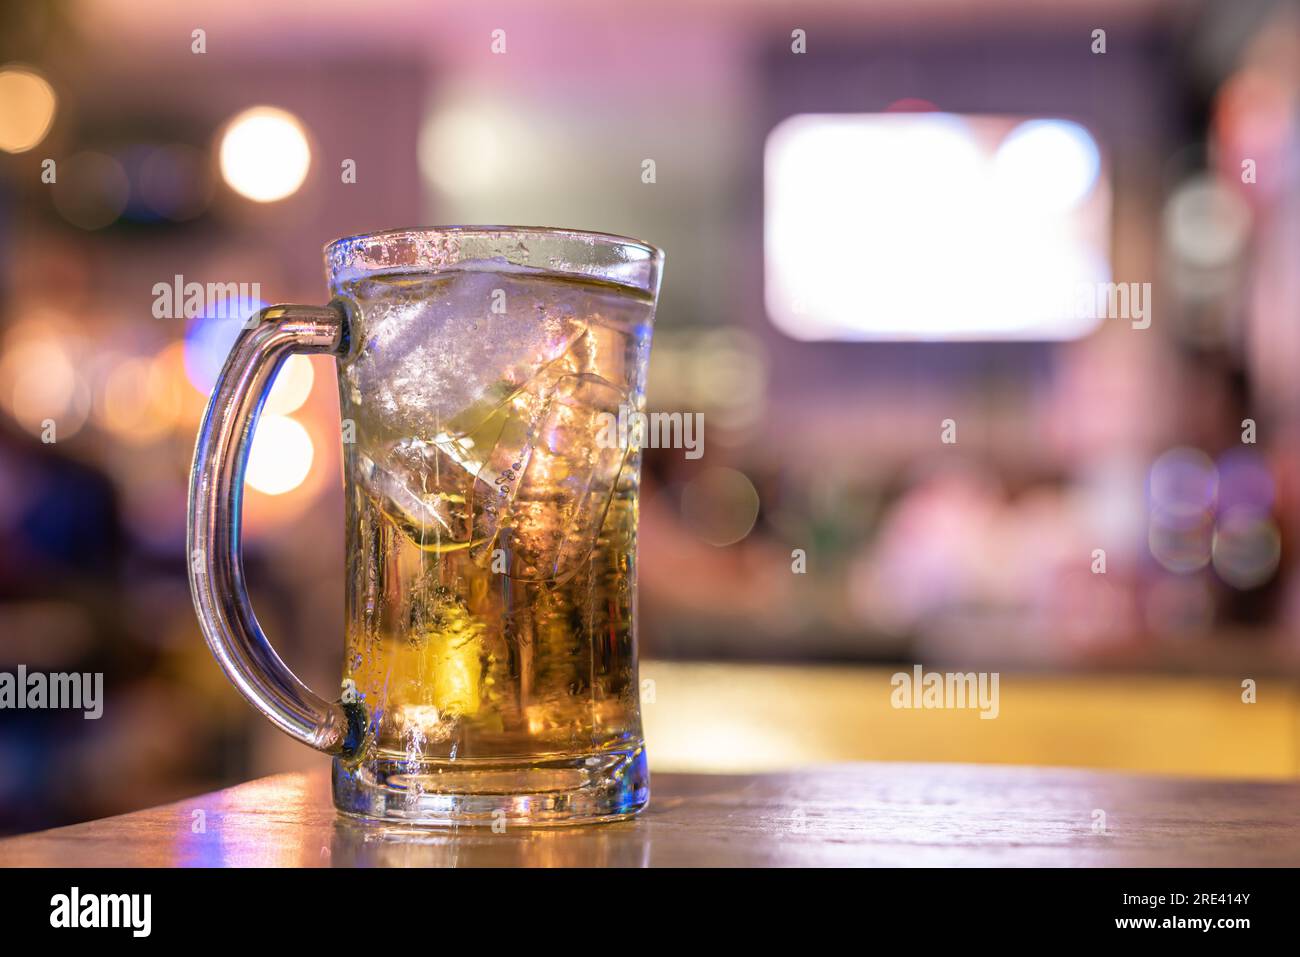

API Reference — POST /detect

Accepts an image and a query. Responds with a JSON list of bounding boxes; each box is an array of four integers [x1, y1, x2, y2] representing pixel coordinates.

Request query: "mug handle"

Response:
[[187, 303, 364, 757]]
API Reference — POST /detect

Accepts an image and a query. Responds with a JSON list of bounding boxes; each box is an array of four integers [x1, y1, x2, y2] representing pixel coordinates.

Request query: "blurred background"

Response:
[[2, 0, 1299, 834]]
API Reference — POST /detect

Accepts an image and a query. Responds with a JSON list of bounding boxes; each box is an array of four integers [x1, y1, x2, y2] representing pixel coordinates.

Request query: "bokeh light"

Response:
[[1216, 449, 1275, 514], [263, 355, 315, 416], [1148, 447, 1218, 574], [1149, 447, 1218, 524], [151, 340, 207, 427], [0, 65, 56, 153], [1163, 175, 1252, 268], [1212, 507, 1281, 590], [884, 97, 940, 112], [245, 414, 313, 495], [183, 299, 265, 394], [97, 354, 183, 443], [1148, 516, 1214, 574], [680, 467, 761, 547], [419, 102, 505, 195], [687, 329, 766, 429], [0, 332, 90, 439], [1213, 67, 1293, 200], [51, 151, 131, 230], [994, 119, 1101, 211], [219, 106, 312, 202]]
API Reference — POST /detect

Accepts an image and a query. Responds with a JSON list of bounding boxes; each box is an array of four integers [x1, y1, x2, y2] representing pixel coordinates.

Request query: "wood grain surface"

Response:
[[3, 762, 1299, 866]]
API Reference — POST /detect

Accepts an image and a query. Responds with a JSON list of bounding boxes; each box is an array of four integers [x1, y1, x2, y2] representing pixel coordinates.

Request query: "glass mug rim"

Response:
[[324, 224, 664, 299], [324, 224, 664, 260]]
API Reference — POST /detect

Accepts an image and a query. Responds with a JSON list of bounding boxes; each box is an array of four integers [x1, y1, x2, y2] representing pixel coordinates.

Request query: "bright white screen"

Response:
[[764, 113, 1111, 341]]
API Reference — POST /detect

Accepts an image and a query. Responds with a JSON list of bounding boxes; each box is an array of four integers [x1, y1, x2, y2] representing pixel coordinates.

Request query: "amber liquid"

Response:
[[337, 268, 652, 769]]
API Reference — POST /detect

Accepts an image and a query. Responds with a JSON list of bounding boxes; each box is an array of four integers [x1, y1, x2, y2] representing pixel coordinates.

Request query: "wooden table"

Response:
[[3, 762, 1299, 866]]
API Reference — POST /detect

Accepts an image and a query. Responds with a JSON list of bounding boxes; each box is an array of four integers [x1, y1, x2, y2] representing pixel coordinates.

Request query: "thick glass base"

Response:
[[332, 744, 650, 827]]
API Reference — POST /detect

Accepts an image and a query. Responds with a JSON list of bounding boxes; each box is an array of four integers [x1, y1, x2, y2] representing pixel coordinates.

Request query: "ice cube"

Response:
[[474, 373, 630, 582], [358, 445, 470, 551], [343, 267, 588, 440]]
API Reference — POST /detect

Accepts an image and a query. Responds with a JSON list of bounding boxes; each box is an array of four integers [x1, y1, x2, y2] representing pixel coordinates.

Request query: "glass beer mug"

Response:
[[188, 227, 662, 826]]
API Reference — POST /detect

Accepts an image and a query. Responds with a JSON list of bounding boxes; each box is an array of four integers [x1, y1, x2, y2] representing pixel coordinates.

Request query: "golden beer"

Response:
[[336, 267, 653, 815]]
